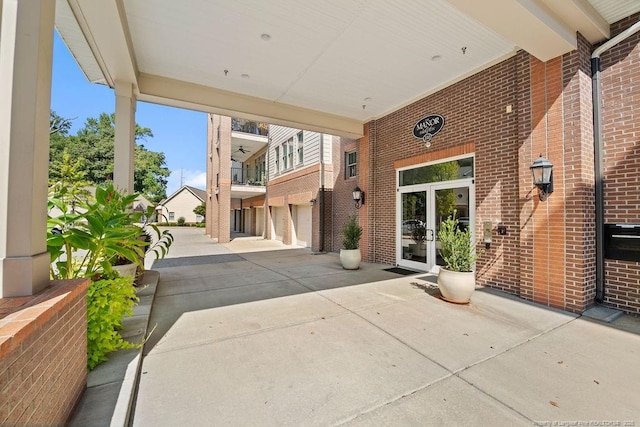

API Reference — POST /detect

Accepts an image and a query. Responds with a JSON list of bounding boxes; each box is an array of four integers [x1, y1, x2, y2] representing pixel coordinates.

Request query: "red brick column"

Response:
[[359, 124, 370, 262], [599, 14, 640, 314], [561, 33, 596, 312], [217, 116, 231, 243]]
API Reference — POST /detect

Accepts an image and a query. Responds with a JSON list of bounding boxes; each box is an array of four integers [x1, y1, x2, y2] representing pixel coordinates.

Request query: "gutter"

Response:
[[591, 20, 640, 303]]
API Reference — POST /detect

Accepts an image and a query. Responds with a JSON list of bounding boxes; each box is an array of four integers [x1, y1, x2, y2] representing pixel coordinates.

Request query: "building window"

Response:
[[168, 212, 175, 221], [287, 137, 294, 169], [256, 153, 266, 184], [282, 142, 288, 170], [297, 132, 304, 165], [281, 137, 294, 171], [274, 146, 280, 173], [346, 151, 357, 178]]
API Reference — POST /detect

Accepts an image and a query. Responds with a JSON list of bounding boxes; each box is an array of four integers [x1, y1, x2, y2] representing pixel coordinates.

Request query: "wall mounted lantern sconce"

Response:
[[353, 186, 365, 209], [530, 154, 554, 201]]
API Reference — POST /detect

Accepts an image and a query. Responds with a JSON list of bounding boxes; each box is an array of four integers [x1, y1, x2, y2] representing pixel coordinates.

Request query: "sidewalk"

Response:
[[130, 228, 640, 426]]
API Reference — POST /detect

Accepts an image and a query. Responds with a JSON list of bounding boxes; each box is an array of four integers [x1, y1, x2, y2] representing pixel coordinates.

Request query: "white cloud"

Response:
[[166, 169, 206, 197]]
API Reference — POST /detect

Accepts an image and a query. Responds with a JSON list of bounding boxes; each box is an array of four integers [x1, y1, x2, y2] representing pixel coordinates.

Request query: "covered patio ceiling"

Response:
[[55, 0, 640, 139]]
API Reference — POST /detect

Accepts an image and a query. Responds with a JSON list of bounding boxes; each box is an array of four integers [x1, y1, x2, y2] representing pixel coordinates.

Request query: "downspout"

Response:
[[591, 20, 640, 303], [319, 133, 325, 252]]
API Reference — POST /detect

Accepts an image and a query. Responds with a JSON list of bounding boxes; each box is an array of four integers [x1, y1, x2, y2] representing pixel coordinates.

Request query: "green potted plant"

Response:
[[47, 182, 173, 369], [340, 215, 363, 270], [437, 212, 481, 303]]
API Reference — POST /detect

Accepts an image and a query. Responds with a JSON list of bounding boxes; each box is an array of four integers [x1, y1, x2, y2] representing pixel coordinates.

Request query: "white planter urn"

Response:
[[437, 268, 476, 304], [112, 263, 138, 279], [340, 249, 361, 270]]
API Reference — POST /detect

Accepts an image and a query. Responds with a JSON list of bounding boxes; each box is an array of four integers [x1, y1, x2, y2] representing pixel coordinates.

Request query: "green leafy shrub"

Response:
[[177, 216, 186, 226], [47, 183, 147, 279], [47, 182, 174, 370], [86, 276, 139, 370], [437, 212, 481, 272], [342, 215, 362, 250]]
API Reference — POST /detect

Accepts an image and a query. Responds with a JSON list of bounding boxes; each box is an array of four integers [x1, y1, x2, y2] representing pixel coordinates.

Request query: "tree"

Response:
[[193, 202, 206, 220], [49, 112, 170, 202], [49, 150, 92, 212], [134, 145, 170, 202], [50, 111, 74, 135]]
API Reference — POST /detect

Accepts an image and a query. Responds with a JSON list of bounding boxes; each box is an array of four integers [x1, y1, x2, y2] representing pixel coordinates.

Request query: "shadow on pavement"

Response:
[[142, 248, 408, 356]]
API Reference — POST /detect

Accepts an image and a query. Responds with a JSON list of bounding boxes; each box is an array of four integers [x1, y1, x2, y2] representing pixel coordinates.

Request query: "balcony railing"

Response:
[[232, 167, 265, 186], [231, 118, 268, 136]]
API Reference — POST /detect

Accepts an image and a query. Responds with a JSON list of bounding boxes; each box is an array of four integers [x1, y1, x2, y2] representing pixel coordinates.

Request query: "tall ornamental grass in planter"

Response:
[[340, 215, 363, 270], [437, 213, 481, 304]]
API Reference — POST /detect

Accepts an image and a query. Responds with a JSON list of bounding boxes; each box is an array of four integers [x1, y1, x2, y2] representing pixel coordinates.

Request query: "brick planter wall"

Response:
[[0, 279, 89, 425]]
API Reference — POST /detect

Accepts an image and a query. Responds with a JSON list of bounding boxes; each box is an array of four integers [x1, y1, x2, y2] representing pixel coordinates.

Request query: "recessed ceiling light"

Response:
[[241, 74, 250, 79], [431, 55, 442, 61], [261, 33, 271, 41]]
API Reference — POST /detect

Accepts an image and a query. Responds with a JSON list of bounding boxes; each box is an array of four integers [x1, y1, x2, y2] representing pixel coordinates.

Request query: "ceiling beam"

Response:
[[541, 0, 609, 44], [137, 73, 364, 139], [65, 0, 138, 89], [447, 0, 577, 62]]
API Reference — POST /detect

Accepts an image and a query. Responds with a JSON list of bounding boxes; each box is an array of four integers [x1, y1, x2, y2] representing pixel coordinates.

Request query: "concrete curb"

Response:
[[68, 270, 160, 427]]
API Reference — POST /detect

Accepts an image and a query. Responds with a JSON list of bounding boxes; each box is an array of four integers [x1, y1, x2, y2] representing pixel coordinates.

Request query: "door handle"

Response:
[[427, 229, 434, 241]]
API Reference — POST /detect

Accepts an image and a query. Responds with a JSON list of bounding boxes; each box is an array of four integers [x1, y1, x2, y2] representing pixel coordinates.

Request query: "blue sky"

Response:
[[50, 32, 207, 197]]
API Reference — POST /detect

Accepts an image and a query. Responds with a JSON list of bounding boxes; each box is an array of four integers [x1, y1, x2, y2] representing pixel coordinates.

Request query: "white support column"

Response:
[[0, 0, 55, 297], [114, 80, 136, 193]]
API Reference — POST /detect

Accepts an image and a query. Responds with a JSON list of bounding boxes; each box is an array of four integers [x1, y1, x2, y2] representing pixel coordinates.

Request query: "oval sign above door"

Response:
[[413, 114, 445, 145]]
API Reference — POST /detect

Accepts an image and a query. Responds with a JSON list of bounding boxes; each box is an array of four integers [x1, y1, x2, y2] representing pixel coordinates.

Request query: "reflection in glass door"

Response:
[[434, 186, 470, 267], [398, 181, 473, 272], [401, 191, 429, 266]]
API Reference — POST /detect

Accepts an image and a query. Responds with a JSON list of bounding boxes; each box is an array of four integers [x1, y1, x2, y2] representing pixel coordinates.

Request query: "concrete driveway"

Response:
[[132, 228, 640, 426]]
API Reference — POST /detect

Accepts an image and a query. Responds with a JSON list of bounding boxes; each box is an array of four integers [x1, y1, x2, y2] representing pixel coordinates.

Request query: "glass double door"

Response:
[[398, 180, 474, 272]]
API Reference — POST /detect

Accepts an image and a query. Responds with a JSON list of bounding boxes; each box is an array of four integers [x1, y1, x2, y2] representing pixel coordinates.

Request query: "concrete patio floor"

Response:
[[131, 228, 640, 426]]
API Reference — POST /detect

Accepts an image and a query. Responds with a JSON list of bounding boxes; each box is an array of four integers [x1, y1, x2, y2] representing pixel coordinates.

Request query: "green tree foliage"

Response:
[[193, 202, 206, 220], [49, 111, 170, 202], [49, 150, 92, 212], [341, 215, 363, 250], [134, 144, 170, 202]]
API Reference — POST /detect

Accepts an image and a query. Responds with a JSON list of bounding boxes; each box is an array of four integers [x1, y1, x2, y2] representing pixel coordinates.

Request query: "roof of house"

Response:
[[158, 185, 206, 206]]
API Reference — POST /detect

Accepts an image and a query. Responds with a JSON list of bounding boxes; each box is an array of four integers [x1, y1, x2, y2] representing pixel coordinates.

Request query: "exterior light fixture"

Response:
[[353, 186, 365, 209], [530, 154, 554, 201]]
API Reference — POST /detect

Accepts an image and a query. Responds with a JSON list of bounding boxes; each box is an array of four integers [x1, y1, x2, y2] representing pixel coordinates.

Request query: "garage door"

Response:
[[243, 208, 251, 234], [294, 205, 312, 248], [255, 207, 264, 236], [271, 207, 283, 242]]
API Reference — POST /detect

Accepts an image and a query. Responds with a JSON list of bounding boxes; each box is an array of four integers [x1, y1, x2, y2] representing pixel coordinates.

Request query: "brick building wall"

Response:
[[0, 279, 88, 425], [331, 137, 360, 252], [365, 36, 612, 313], [206, 115, 232, 243], [267, 165, 322, 250], [600, 13, 640, 314], [368, 56, 522, 281], [560, 33, 597, 312]]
